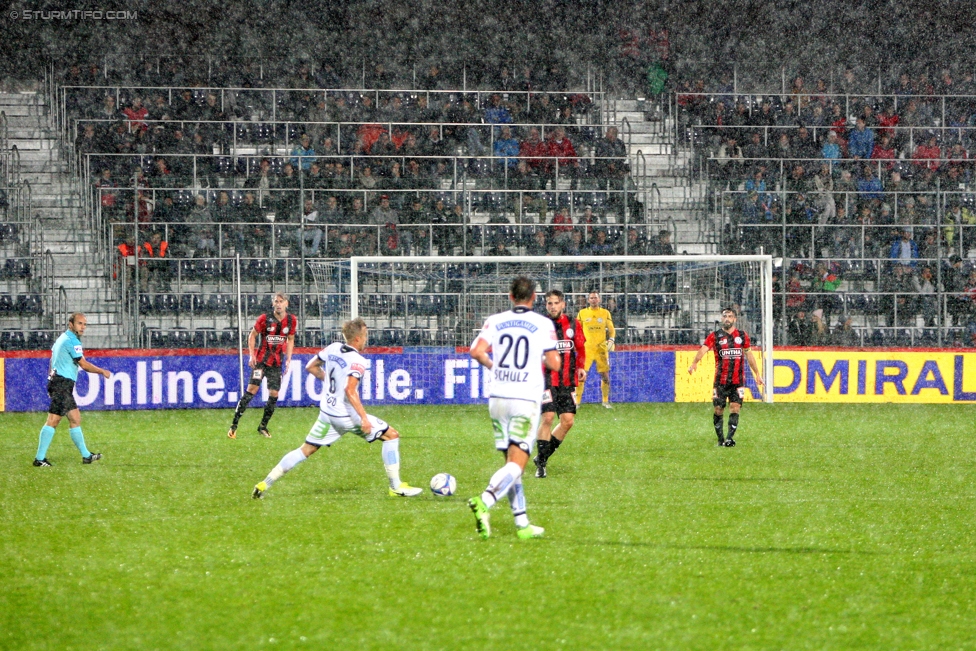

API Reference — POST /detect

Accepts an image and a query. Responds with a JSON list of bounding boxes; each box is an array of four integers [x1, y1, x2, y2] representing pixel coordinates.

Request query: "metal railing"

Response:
[[58, 84, 605, 147], [80, 152, 647, 225], [673, 90, 976, 126], [68, 118, 617, 180]]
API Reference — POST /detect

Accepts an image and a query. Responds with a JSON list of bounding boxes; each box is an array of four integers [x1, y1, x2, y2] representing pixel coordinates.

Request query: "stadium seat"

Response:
[[869, 329, 886, 347], [321, 295, 341, 316], [626, 294, 641, 315], [220, 259, 236, 282], [895, 329, 913, 347], [0, 293, 13, 313], [416, 295, 436, 316], [196, 258, 220, 280], [300, 328, 321, 348], [384, 328, 403, 347], [642, 327, 657, 344], [197, 327, 217, 348], [372, 329, 392, 347], [214, 157, 233, 176], [190, 330, 207, 349], [138, 294, 155, 316], [154, 293, 178, 315], [170, 329, 191, 349], [218, 330, 237, 348], [272, 259, 287, 282], [35, 330, 56, 350], [212, 294, 235, 316], [244, 294, 261, 315], [16, 294, 43, 315], [1, 259, 30, 279], [286, 259, 303, 281], [919, 329, 938, 346], [148, 329, 167, 349], [0, 330, 26, 350], [436, 329, 457, 347], [303, 295, 320, 317], [253, 123, 273, 144], [178, 259, 198, 281], [254, 294, 273, 314]]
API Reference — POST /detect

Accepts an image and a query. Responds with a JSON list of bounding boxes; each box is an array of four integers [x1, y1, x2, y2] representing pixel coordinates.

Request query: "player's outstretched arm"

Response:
[[470, 337, 493, 370], [688, 345, 710, 374], [79, 357, 111, 378], [344, 376, 372, 434], [745, 349, 765, 386], [305, 356, 326, 381]]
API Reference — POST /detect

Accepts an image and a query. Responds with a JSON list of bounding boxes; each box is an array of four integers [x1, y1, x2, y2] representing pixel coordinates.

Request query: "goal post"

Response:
[[308, 255, 774, 404]]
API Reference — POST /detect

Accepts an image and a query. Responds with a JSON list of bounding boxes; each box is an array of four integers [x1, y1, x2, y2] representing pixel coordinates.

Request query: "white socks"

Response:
[[508, 477, 529, 528], [381, 438, 401, 489], [481, 462, 522, 509], [265, 448, 308, 486]]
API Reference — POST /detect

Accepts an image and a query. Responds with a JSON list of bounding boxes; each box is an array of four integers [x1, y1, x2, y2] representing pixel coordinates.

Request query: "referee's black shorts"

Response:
[[248, 363, 282, 391], [47, 375, 78, 416], [713, 383, 745, 408], [542, 386, 577, 415]]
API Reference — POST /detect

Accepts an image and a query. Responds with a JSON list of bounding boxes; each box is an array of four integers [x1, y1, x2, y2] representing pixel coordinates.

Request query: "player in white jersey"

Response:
[[467, 276, 561, 540], [252, 318, 423, 499]]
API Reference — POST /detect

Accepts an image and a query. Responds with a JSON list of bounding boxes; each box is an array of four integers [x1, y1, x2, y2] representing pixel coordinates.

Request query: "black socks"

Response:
[[232, 391, 255, 428], [713, 413, 724, 442], [260, 396, 278, 429], [727, 413, 739, 439], [537, 436, 563, 463]]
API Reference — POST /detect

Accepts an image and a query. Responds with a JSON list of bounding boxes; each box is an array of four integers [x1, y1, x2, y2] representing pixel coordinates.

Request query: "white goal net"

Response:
[[308, 255, 773, 404]]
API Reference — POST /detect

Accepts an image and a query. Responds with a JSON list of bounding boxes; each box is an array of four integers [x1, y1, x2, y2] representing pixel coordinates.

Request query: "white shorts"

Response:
[[488, 397, 541, 454], [305, 410, 390, 447]]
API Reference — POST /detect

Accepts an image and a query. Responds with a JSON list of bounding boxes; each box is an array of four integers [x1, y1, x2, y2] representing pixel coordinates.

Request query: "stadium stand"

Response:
[[8, 57, 976, 350], [673, 71, 976, 346]]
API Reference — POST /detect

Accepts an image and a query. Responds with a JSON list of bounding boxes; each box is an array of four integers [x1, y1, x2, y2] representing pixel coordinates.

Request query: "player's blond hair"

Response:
[[342, 317, 368, 342]]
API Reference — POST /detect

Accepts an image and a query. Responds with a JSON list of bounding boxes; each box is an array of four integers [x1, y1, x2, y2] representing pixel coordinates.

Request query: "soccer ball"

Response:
[[429, 473, 456, 496]]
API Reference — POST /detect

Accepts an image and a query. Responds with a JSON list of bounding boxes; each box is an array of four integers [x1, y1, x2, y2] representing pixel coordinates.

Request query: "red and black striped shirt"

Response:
[[704, 328, 751, 385], [546, 313, 587, 389], [254, 312, 297, 367]]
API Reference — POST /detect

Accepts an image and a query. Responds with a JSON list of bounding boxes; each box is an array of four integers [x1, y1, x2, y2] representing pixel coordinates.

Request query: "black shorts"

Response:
[[47, 375, 78, 416], [713, 383, 745, 408], [542, 386, 577, 415], [248, 364, 282, 391]]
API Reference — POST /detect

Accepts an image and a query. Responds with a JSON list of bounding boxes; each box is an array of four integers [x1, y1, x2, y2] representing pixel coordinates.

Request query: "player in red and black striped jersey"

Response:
[[688, 307, 764, 447], [228, 293, 297, 439], [533, 290, 587, 478]]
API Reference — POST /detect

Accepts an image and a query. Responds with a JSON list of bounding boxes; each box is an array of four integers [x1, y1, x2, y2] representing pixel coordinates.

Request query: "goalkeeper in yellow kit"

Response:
[[575, 291, 615, 408]]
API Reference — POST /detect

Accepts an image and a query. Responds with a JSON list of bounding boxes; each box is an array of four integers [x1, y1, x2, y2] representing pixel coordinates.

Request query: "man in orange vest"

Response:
[[115, 235, 141, 287], [142, 231, 171, 291]]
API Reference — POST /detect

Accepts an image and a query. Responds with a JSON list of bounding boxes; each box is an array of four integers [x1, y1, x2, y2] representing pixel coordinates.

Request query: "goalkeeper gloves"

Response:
[[605, 338, 615, 352]]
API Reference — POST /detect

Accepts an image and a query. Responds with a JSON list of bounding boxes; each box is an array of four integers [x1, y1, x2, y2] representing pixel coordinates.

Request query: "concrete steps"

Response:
[[2, 90, 123, 347], [609, 99, 711, 250]]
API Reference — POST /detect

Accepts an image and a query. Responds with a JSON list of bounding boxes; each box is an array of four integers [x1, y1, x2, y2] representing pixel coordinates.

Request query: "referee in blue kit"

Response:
[[33, 313, 111, 467]]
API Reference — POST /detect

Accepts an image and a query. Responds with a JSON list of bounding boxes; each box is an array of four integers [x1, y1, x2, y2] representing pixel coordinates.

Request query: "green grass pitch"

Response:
[[2, 403, 974, 650]]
